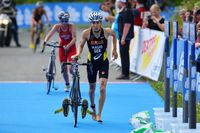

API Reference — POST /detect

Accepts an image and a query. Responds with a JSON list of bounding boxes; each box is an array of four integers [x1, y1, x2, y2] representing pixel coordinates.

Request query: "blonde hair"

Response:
[[150, 4, 161, 13], [179, 9, 187, 15]]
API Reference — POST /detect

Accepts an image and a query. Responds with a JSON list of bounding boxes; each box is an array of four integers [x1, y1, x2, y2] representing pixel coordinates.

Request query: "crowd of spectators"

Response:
[[99, 0, 200, 79], [99, 0, 165, 80]]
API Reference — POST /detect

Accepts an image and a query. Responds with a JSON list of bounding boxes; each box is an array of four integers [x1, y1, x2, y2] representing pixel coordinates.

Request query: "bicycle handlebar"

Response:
[[63, 62, 90, 66], [41, 41, 62, 53], [63, 61, 93, 75], [46, 42, 62, 48]]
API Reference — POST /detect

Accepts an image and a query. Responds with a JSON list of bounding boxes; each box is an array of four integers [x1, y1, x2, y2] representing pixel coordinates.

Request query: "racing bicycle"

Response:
[[33, 23, 42, 52], [62, 58, 93, 127], [42, 41, 62, 94]]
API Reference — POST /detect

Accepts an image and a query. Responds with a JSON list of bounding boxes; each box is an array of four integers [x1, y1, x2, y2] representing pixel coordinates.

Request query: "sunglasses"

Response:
[[91, 21, 101, 24]]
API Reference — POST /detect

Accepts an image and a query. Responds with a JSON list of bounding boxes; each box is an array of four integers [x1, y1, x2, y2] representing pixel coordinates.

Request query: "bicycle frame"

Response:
[[46, 46, 56, 87], [44, 42, 62, 94], [63, 60, 91, 127], [70, 63, 82, 104]]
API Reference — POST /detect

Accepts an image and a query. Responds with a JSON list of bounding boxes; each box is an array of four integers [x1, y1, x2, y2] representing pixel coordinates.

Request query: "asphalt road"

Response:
[[0, 27, 139, 83]]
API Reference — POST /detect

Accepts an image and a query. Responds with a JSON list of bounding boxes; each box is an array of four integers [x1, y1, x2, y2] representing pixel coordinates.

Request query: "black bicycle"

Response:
[[62, 58, 92, 127], [42, 41, 62, 94]]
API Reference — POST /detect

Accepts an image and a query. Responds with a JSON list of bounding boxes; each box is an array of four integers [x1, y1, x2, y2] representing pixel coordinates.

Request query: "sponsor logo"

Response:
[[101, 71, 105, 75], [93, 53, 102, 60], [141, 35, 160, 70], [90, 40, 104, 45], [60, 35, 71, 40]]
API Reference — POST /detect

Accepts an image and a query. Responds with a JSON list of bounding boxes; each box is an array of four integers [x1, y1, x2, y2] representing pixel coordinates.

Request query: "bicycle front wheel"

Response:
[[73, 102, 78, 127]]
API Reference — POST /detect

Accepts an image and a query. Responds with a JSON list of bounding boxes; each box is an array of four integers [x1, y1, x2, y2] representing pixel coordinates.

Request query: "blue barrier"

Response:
[[165, 21, 198, 129], [172, 21, 178, 117], [15, 2, 175, 28], [164, 20, 170, 112], [16, 2, 101, 28]]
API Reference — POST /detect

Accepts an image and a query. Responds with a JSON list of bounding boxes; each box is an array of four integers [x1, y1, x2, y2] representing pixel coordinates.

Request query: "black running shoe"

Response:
[[62, 98, 70, 117], [81, 99, 88, 118]]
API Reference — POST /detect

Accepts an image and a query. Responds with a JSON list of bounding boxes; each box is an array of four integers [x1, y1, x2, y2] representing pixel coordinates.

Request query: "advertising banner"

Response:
[[16, 2, 101, 28], [137, 29, 165, 81], [112, 27, 166, 81]]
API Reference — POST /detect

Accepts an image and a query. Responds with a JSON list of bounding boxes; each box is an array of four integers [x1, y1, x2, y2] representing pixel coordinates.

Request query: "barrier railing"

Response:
[[164, 21, 197, 129], [111, 26, 166, 81]]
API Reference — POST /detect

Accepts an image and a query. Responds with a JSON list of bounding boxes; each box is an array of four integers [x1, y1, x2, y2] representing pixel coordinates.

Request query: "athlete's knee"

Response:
[[61, 64, 68, 73], [100, 87, 106, 94], [89, 83, 96, 93], [100, 80, 107, 90], [69, 66, 73, 74]]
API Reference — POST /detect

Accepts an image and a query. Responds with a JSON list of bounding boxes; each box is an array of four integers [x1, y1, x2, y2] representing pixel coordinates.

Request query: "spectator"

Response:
[[105, 0, 116, 16], [99, 2, 115, 23], [142, 4, 164, 31], [193, 9, 200, 24], [128, 0, 136, 9], [179, 9, 187, 22], [116, 0, 134, 80], [177, 8, 187, 37], [195, 21, 200, 47], [185, 9, 193, 22], [133, 0, 149, 27]]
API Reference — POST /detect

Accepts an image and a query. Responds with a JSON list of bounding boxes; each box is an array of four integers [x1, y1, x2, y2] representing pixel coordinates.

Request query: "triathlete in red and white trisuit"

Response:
[[43, 11, 76, 92]]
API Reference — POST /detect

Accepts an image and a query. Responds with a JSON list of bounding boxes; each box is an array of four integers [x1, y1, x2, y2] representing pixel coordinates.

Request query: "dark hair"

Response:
[[196, 9, 200, 15], [186, 9, 193, 15], [137, 0, 146, 3], [126, 1, 132, 9], [99, 2, 105, 10], [105, 0, 116, 4]]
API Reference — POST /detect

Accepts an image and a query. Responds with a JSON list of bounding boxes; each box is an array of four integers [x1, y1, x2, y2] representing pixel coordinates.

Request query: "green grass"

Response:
[[149, 80, 200, 122]]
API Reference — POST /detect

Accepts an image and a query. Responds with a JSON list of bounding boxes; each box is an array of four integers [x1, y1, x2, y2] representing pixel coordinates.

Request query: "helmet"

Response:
[[36, 1, 44, 8], [88, 11, 103, 22], [58, 11, 70, 23], [2, 0, 12, 7]]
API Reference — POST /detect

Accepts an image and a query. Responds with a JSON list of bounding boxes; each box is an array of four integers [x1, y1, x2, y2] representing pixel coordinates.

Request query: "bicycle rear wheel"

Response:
[[73, 102, 78, 127], [47, 79, 52, 95]]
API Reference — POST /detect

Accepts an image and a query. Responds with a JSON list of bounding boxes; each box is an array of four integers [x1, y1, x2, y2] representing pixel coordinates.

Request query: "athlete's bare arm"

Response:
[[72, 28, 90, 58], [44, 24, 59, 42], [104, 28, 118, 60]]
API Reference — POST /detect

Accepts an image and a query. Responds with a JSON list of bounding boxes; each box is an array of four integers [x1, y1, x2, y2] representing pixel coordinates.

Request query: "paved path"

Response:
[[0, 28, 143, 83]]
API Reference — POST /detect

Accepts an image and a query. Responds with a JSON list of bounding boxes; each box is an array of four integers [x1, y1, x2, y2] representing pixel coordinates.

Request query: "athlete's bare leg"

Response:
[[31, 26, 35, 44], [89, 83, 96, 120], [96, 78, 107, 122]]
